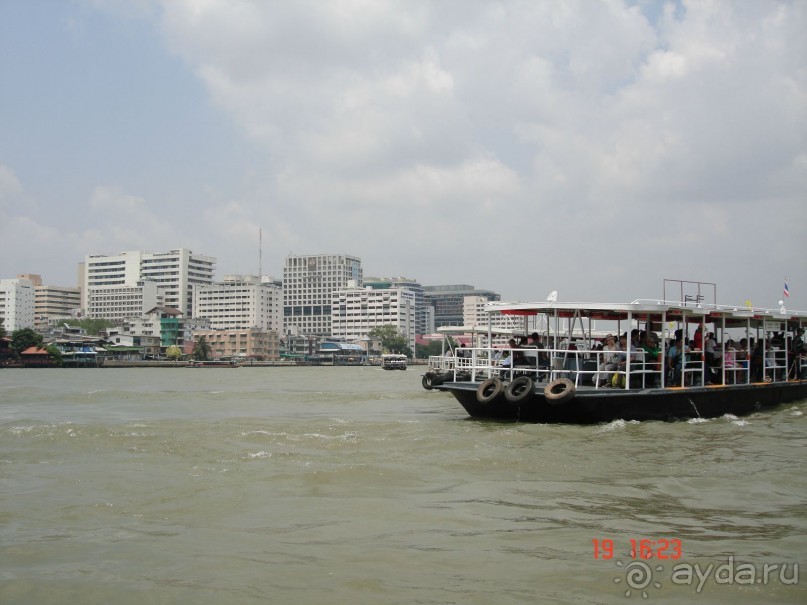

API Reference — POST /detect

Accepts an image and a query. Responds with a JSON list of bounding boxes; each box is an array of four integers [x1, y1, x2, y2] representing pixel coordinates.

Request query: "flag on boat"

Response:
[[784, 279, 790, 298]]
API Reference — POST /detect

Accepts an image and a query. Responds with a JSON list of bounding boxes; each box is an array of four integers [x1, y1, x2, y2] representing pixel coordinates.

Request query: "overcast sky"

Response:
[[1, 0, 805, 310]]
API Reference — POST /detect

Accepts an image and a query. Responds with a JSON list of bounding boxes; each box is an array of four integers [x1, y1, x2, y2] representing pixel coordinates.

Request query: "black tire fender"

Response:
[[504, 376, 534, 405], [476, 378, 504, 404], [422, 374, 435, 390], [544, 378, 576, 405]]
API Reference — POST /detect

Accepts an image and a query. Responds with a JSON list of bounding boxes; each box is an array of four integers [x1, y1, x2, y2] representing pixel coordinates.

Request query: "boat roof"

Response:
[[436, 325, 520, 335], [484, 300, 807, 325]]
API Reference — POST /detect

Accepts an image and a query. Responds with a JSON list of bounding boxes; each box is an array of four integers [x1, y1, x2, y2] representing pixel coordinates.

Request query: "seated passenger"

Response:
[[597, 335, 619, 387], [724, 339, 737, 383], [643, 332, 662, 386], [612, 333, 634, 387], [528, 332, 550, 375], [514, 336, 530, 367], [667, 336, 687, 385], [497, 348, 512, 378]]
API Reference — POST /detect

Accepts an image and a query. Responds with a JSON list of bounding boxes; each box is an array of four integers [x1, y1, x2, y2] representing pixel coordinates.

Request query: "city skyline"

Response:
[[1, 1, 805, 310]]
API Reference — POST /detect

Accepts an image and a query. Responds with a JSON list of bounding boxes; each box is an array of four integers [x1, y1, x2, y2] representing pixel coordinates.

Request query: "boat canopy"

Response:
[[484, 300, 807, 326], [436, 325, 520, 335]]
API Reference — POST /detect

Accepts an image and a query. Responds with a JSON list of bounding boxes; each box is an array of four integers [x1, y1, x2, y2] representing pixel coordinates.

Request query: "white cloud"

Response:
[[2, 1, 804, 307], [0, 164, 24, 210], [150, 0, 805, 303]]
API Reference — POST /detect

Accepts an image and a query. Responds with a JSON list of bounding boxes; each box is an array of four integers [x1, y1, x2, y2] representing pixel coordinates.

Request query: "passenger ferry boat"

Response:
[[382, 354, 408, 370], [425, 286, 807, 423]]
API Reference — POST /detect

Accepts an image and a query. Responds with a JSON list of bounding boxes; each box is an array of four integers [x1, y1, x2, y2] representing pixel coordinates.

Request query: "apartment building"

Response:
[[364, 276, 429, 336], [0, 277, 35, 331], [192, 327, 280, 361], [283, 254, 362, 337], [82, 248, 215, 318], [130, 307, 184, 347], [13, 274, 81, 332], [331, 285, 417, 354], [194, 275, 282, 331], [86, 280, 162, 322]]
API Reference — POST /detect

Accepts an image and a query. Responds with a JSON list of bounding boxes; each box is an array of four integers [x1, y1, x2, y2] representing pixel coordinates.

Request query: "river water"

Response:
[[1, 367, 804, 604]]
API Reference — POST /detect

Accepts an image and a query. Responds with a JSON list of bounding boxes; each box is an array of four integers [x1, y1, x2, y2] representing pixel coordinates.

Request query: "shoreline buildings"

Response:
[[193, 275, 282, 332], [82, 248, 215, 319], [4, 248, 501, 361], [331, 283, 417, 354], [283, 254, 362, 338]]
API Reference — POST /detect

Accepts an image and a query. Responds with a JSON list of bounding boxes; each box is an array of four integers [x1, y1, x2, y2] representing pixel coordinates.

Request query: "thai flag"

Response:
[[784, 279, 790, 298]]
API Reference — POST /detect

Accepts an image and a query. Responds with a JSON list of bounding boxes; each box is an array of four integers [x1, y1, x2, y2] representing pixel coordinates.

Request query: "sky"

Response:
[[1, 0, 805, 311]]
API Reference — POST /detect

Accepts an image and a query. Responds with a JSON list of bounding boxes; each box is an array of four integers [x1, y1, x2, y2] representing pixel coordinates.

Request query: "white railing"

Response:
[[428, 344, 794, 388], [764, 348, 788, 382]]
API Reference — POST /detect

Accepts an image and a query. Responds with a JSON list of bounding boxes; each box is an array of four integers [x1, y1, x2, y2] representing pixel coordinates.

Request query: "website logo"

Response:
[[613, 556, 799, 597]]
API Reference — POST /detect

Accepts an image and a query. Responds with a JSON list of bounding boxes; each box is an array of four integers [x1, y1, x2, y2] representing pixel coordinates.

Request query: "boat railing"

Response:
[[427, 354, 455, 374], [429, 347, 807, 389], [764, 348, 788, 382], [721, 349, 747, 384], [461, 346, 659, 388], [453, 344, 796, 389]]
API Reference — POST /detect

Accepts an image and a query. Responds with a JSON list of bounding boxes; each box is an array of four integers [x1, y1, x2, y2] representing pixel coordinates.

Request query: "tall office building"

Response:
[[283, 254, 362, 337], [82, 248, 215, 319], [36, 291, 81, 332], [0, 277, 35, 332], [10, 274, 81, 332], [194, 275, 282, 331], [332, 285, 417, 353], [423, 284, 500, 328], [364, 276, 427, 336], [86, 280, 162, 322]]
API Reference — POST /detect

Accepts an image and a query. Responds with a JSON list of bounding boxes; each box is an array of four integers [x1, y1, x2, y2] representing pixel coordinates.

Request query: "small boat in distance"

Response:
[[426, 282, 807, 423], [382, 354, 408, 370]]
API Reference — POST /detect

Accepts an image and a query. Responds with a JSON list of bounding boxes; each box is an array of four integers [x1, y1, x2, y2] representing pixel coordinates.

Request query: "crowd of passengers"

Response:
[[483, 326, 807, 387]]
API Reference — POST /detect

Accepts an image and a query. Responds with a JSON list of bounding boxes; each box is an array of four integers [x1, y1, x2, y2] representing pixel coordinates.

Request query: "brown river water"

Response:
[[1, 367, 805, 604]]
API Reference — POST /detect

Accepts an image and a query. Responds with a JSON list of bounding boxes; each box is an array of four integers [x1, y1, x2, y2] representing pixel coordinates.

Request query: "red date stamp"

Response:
[[593, 538, 683, 560]]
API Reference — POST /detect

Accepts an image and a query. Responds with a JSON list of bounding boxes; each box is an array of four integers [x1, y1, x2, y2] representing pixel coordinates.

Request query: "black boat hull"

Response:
[[436, 380, 807, 423]]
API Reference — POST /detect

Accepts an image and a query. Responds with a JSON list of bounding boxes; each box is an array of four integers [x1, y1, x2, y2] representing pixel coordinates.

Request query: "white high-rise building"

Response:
[[18, 273, 82, 332], [364, 276, 427, 336], [283, 254, 362, 337], [193, 275, 282, 331], [82, 248, 215, 318], [86, 280, 163, 322], [331, 285, 417, 353], [0, 277, 35, 332]]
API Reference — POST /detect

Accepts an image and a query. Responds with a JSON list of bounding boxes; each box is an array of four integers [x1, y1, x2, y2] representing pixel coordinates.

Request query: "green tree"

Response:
[[369, 325, 411, 356], [192, 336, 212, 361], [11, 328, 44, 356], [0, 318, 6, 339], [165, 345, 183, 361], [45, 344, 63, 366]]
